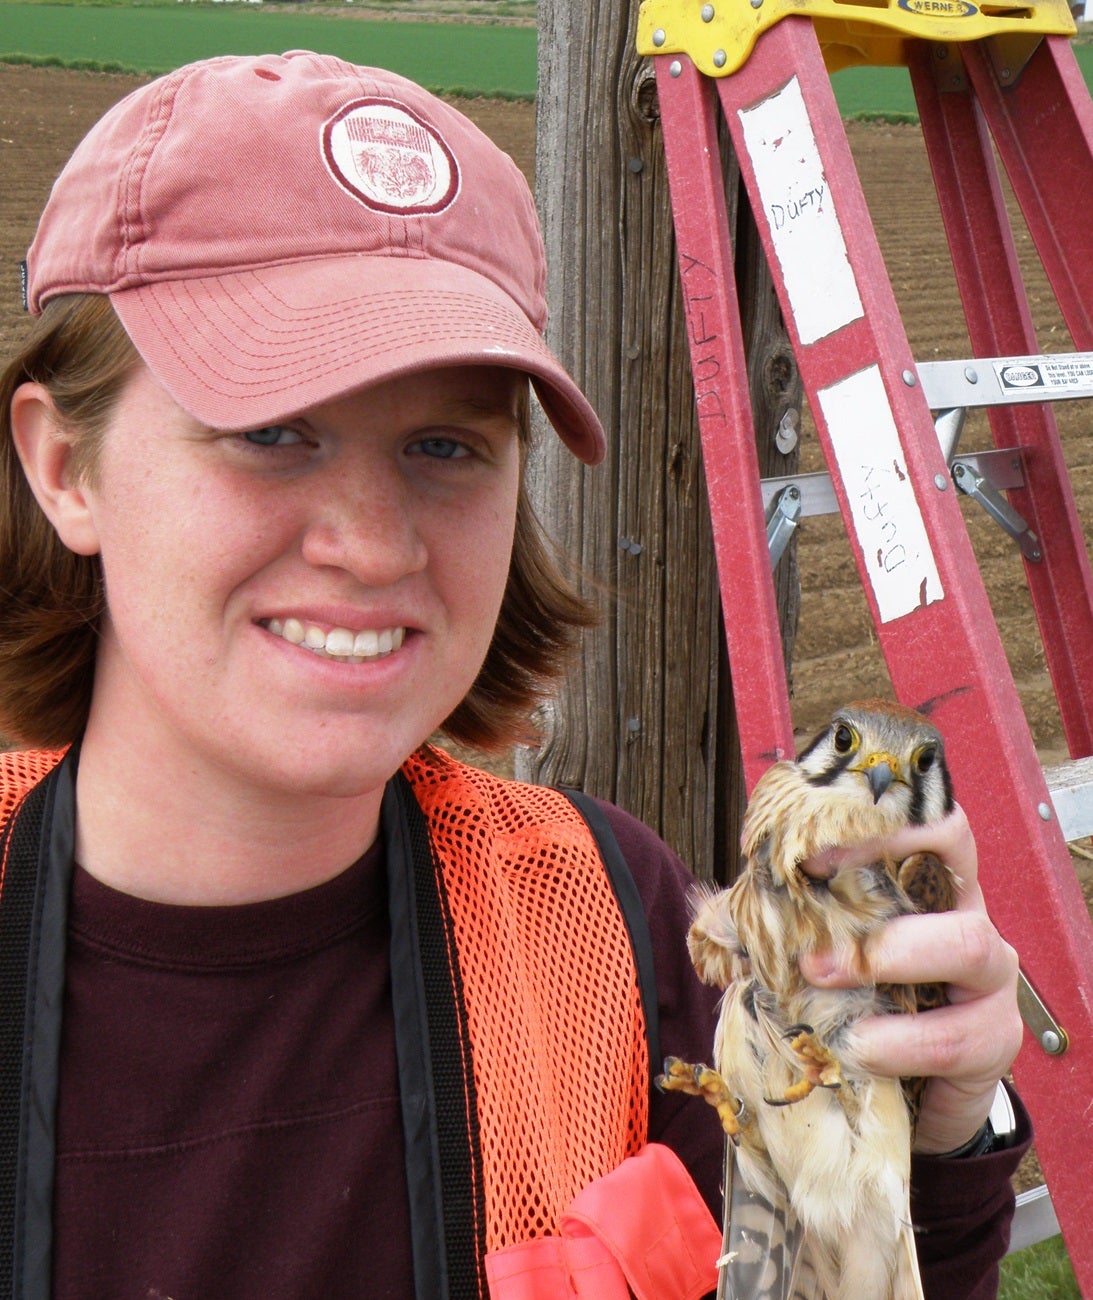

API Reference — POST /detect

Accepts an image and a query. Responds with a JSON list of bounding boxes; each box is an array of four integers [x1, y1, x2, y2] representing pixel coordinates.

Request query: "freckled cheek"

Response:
[[435, 496, 518, 622], [94, 484, 286, 632]]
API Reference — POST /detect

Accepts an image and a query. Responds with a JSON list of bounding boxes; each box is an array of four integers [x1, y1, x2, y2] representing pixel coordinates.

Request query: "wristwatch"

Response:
[[939, 1081, 1019, 1158]]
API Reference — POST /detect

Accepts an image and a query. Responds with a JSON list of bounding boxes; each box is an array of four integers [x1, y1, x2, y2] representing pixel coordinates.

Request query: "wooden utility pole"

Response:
[[524, 0, 801, 883]]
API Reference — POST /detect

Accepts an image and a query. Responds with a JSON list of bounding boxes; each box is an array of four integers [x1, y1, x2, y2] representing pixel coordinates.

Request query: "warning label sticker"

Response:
[[994, 355, 1093, 394]]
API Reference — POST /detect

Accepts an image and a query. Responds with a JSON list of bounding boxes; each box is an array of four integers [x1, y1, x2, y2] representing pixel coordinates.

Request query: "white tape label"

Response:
[[817, 366, 944, 623], [738, 77, 863, 345]]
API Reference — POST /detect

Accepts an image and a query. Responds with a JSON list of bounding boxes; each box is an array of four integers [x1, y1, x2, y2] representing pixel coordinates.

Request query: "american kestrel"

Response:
[[661, 700, 956, 1300]]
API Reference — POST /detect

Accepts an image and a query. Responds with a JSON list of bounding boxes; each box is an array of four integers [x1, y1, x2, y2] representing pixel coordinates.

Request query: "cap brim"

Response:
[[111, 256, 605, 465]]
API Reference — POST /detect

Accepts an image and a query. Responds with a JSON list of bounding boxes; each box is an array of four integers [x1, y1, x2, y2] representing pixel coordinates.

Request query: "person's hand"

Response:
[[798, 805, 1023, 1154]]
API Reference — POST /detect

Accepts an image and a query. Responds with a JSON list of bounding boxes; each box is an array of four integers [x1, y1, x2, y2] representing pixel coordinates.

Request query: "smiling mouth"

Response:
[[263, 618, 407, 663]]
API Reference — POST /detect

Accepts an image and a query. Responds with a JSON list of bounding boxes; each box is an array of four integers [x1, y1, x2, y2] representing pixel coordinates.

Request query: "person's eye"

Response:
[[241, 426, 304, 448], [410, 437, 471, 460]]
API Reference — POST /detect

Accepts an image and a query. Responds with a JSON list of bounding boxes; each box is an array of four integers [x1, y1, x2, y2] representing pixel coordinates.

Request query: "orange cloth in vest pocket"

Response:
[[484, 1143, 720, 1300]]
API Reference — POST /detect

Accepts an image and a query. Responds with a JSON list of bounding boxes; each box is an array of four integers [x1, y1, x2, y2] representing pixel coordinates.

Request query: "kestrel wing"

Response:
[[897, 850, 956, 916], [891, 851, 957, 1132], [897, 850, 956, 1014]]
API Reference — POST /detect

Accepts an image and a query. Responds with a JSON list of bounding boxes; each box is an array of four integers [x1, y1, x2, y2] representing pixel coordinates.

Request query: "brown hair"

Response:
[[0, 294, 596, 751]]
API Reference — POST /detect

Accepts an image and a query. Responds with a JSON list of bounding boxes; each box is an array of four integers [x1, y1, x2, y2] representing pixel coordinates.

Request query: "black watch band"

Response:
[[940, 1119, 996, 1159], [938, 1082, 1018, 1159]]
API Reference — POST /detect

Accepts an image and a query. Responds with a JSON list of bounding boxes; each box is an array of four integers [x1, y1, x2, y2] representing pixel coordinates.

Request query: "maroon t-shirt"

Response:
[[51, 800, 1026, 1299]]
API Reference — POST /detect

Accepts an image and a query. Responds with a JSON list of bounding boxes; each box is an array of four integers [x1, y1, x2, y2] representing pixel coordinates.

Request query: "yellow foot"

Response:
[[769, 1028, 844, 1105], [656, 1056, 745, 1138]]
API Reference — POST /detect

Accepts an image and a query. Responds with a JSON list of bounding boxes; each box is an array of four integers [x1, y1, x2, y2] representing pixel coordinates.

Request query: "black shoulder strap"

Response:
[[382, 772, 486, 1300], [382, 771, 662, 1300], [0, 752, 76, 1300], [558, 789, 662, 1082]]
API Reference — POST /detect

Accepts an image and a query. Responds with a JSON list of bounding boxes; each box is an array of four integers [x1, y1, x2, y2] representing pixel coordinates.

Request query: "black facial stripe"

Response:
[[796, 730, 827, 763], [806, 750, 855, 787], [940, 761, 955, 815], [909, 772, 926, 824], [908, 759, 954, 823]]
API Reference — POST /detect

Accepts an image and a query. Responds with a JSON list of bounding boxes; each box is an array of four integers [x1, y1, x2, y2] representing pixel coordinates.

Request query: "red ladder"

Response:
[[636, 0, 1093, 1288]]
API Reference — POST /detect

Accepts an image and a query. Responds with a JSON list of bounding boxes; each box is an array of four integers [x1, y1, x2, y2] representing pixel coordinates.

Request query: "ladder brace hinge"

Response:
[[951, 460, 1042, 562], [1017, 971, 1069, 1055], [766, 484, 801, 569]]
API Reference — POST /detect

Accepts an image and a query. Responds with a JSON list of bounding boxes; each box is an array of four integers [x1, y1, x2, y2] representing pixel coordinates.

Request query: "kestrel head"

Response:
[[797, 699, 954, 827]]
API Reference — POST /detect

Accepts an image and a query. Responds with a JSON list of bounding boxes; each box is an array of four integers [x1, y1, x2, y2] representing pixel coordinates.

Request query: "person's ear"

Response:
[[9, 382, 101, 556]]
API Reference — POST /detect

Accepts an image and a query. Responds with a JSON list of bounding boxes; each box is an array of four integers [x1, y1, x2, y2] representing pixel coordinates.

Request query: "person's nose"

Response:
[[299, 460, 428, 586]]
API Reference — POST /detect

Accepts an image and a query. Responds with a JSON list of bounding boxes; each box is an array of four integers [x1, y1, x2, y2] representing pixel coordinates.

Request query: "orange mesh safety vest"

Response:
[[0, 745, 657, 1300], [0, 749, 63, 858]]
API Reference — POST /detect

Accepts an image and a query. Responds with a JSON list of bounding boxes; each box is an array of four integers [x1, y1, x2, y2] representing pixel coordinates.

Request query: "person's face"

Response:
[[76, 362, 524, 801]]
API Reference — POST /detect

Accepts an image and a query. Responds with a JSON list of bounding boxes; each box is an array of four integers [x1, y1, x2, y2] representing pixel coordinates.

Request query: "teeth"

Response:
[[354, 629, 379, 658], [326, 628, 355, 657], [264, 619, 405, 662]]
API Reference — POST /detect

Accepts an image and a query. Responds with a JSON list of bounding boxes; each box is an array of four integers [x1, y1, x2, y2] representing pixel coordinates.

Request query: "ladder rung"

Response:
[[918, 353, 1093, 410], [1043, 755, 1093, 843], [760, 448, 1023, 518]]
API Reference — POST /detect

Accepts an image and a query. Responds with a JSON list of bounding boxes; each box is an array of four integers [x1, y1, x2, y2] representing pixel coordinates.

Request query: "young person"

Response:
[[0, 51, 1026, 1299]]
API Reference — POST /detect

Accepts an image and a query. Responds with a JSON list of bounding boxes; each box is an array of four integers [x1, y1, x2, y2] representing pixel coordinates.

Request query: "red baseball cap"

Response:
[[25, 51, 605, 464]]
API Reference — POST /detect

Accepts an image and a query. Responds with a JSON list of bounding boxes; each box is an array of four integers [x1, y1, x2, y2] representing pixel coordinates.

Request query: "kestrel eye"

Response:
[[833, 723, 855, 754], [915, 746, 937, 773]]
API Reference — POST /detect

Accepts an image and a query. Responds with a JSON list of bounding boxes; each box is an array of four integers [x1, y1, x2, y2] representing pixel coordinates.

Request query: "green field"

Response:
[[3, 2, 1090, 111], [833, 45, 1093, 117], [0, 2, 538, 96]]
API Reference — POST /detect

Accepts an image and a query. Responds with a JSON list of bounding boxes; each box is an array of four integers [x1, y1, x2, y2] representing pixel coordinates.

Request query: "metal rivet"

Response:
[[713, 49, 727, 68], [934, 474, 948, 491], [701, 3, 715, 19], [653, 27, 666, 46], [627, 156, 644, 173], [1038, 801, 1053, 821], [902, 369, 917, 386], [1041, 1030, 1063, 1054], [669, 60, 683, 77], [964, 367, 978, 384], [626, 716, 641, 734], [750, 0, 763, 8]]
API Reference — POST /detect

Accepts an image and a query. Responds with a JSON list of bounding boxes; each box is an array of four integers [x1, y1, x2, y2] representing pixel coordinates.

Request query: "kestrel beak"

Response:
[[858, 752, 900, 803]]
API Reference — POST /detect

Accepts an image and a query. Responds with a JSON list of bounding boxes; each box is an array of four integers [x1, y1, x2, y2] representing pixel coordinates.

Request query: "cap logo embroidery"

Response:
[[322, 97, 459, 215]]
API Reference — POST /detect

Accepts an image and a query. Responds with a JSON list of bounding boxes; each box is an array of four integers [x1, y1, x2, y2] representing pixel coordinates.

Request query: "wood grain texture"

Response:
[[525, 1, 801, 883]]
